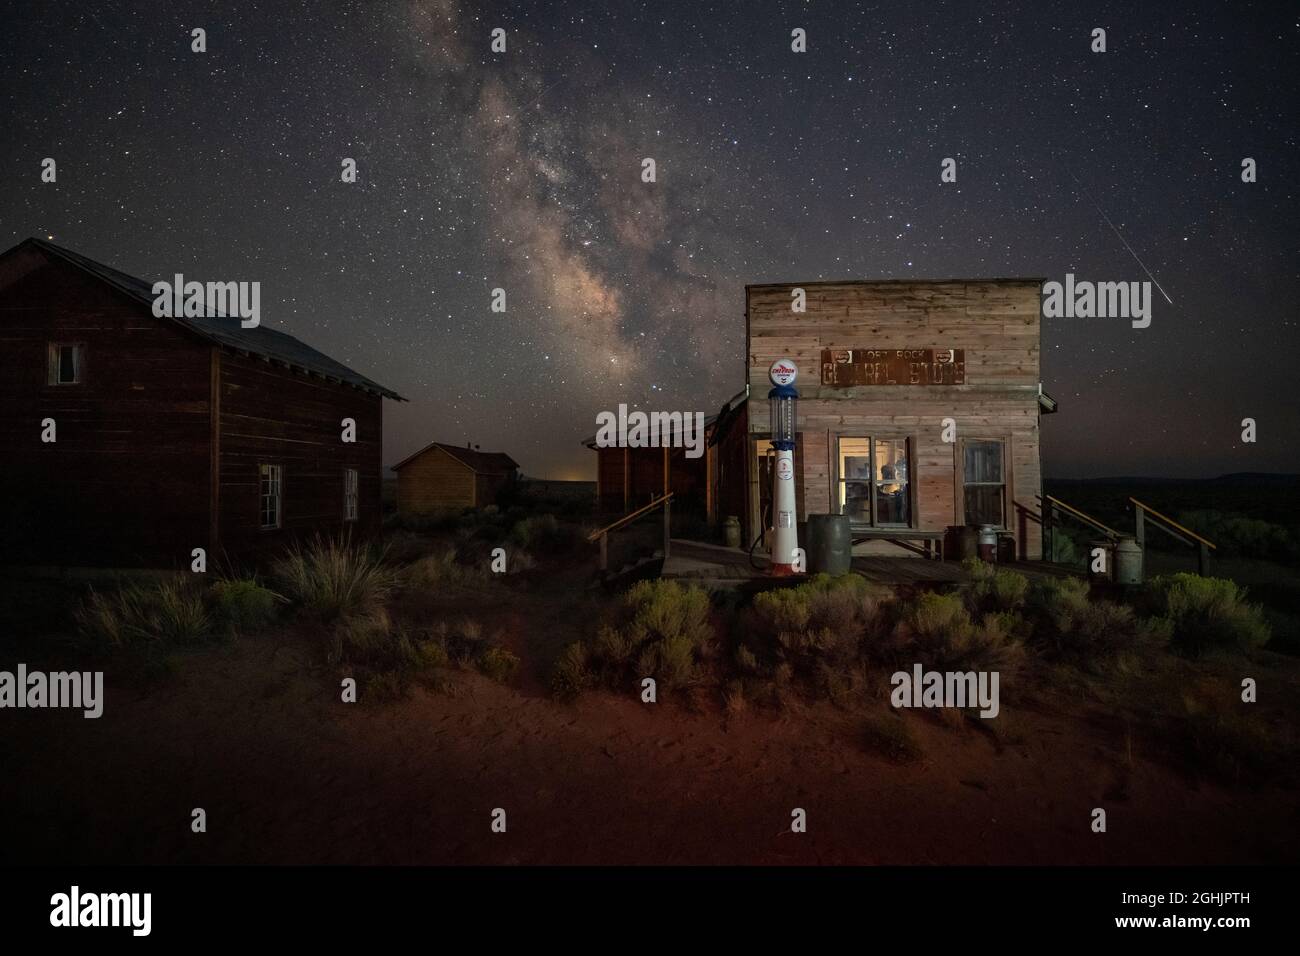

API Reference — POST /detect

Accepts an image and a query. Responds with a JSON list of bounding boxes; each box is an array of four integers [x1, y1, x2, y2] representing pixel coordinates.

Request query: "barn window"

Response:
[[47, 343, 83, 384], [836, 436, 911, 527], [963, 440, 1006, 527], [343, 468, 359, 521], [259, 464, 283, 529]]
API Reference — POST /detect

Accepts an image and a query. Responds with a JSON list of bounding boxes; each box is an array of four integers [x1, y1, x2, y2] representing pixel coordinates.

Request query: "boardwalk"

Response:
[[662, 538, 1078, 588]]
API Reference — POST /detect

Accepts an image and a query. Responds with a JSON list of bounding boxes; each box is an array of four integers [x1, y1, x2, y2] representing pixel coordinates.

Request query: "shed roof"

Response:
[[392, 440, 519, 474], [3, 237, 405, 400]]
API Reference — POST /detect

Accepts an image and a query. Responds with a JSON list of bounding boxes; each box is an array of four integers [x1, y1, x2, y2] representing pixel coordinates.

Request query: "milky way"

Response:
[[3, 1, 1296, 478]]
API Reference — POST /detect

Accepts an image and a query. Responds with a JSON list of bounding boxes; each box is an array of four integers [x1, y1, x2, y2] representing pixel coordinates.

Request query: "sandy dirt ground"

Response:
[[4, 620, 1298, 866]]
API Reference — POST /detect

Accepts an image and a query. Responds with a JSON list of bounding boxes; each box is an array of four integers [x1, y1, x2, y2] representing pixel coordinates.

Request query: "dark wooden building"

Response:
[[586, 390, 747, 519], [392, 441, 518, 513], [0, 237, 404, 569]]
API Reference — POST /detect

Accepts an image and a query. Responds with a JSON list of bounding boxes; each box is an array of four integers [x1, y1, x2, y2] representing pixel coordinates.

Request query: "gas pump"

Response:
[[766, 358, 800, 575]]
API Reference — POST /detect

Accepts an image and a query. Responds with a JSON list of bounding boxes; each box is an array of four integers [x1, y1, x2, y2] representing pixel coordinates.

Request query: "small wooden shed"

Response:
[[392, 442, 518, 513]]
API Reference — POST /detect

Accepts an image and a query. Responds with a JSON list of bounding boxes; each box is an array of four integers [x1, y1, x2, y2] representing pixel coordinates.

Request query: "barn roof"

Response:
[[391, 440, 519, 474], [5, 237, 405, 400]]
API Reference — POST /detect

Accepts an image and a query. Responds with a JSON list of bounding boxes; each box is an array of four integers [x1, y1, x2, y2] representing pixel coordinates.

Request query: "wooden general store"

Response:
[[738, 279, 1056, 559], [591, 278, 1057, 560]]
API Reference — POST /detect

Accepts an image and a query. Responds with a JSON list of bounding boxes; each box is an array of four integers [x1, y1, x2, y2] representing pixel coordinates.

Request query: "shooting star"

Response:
[[1064, 163, 1174, 305]]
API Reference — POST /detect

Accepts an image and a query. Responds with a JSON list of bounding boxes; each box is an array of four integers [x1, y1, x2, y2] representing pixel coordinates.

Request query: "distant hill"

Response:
[[1045, 474, 1300, 529], [1049, 473, 1300, 485]]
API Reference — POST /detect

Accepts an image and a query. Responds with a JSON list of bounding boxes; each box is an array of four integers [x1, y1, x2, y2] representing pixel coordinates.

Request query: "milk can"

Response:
[[977, 525, 998, 562], [723, 515, 741, 549], [1114, 536, 1143, 585]]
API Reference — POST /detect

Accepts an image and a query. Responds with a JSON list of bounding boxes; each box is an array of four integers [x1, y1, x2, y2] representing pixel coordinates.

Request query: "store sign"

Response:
[[821, 348, 966, 386]]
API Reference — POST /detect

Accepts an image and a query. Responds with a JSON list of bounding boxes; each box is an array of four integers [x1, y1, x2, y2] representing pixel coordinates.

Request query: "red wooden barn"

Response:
[[0, 237, 405, 569]]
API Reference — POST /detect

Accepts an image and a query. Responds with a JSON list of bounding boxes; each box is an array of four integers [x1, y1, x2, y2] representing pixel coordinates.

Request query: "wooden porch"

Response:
[[660, 538, 1078, 588]]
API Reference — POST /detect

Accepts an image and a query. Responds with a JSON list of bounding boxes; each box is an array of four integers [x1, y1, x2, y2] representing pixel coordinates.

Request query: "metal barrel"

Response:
[[806, 513, 852, 575]]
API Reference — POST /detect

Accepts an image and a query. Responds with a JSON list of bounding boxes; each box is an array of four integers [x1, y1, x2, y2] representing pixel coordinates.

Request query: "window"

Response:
[[343, 468, 358, 521], [47, 343, 83, 384], [836, 436, 911, 526], [259, 464, 282, 529], [963, 440, 1005, 527]]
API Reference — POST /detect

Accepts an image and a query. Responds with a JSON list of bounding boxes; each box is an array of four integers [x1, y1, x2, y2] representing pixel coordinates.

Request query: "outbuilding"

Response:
[[391, 441, 519, 514]]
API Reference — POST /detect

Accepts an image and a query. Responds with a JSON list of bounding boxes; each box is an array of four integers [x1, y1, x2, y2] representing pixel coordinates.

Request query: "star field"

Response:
[[3, 0, 1296, 478]]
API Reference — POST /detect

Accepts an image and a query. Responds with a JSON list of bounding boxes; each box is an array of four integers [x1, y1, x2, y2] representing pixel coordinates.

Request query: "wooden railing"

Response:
[[1130, 497, 1216, 575], [1034, 493, 1121, 566], [588, 492, 674, 572]]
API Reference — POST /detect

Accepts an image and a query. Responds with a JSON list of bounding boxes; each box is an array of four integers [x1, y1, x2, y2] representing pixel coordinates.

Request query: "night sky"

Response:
[[3, 1, 1296, 480]]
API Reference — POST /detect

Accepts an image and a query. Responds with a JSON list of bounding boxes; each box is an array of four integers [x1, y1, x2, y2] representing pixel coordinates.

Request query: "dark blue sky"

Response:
[[3, 0, 1296, 478]]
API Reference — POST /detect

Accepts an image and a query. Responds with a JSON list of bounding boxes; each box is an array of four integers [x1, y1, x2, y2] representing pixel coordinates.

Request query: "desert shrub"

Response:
[[508, 514, 585, 554], [415, 640, 450, 670], [550, 641, 594, 701], [966, 568, 1030, 614], [723, 680, 748, 717], [749, 574, 885, 682], [1177, 510, 1299, 562], [76, 578, 213, 650], [862, 712, 922, 763], [363, 671, 409, 703], [476, 646, 520, 683], [328, 609, 454, 700], [1026, 575, 1091, 619], [211, 579, 281, 634], [382, 530, 438, 565], [404, 546, 488, 590], [553, 580, 714, 698], [494, 545, 537, 574], [752, 586, 812, 634], [960, 557, 994, 580], [734, 644, 760, 674], [1030, 598, 1157, 671], [272, 536, 399, 619], [1144, 573, 1271, 655], [637, 634, 697, 688], [886, 591, 1025, 674], [330, 606, 397, 666]]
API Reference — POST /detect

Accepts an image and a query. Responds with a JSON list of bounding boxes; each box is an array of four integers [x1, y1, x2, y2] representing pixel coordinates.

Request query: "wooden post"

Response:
[[663, 497, 672, 561], [1198, 541, 1209, 576], [1043, 501, 1053, 563], [599, 533, 608, 573], [1017, 503, 1026, 560]]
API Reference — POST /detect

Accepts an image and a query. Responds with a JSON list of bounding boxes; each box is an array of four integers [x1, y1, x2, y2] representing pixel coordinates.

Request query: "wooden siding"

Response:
[[0, 252, 212, 567], [396, 446, 476, 513], [217, 349, 383, 557], [746, 281, 1044, 558]]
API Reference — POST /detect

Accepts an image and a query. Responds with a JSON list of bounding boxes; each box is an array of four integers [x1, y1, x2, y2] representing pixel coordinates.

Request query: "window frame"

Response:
[[343, 467, 359, 522], [259, 463, 283, 530], [959, 437, 1010, 529], [47, 342, 85, 385], [833, 434, 915, 529]]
